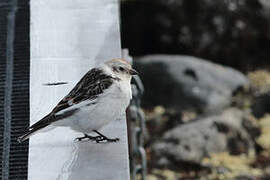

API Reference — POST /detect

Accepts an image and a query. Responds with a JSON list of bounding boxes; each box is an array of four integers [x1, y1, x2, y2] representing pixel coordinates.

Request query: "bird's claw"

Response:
[[75, 136, 90, 142], [94, 136, 119, 143], [93, 130, 119, 143], [75, 134, 119, 143], [75, 134, 96, 142]]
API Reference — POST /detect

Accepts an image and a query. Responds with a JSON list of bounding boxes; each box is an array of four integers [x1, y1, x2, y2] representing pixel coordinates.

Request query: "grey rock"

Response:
[[151, 108, 257, 167], [134, 55, 249, 113]]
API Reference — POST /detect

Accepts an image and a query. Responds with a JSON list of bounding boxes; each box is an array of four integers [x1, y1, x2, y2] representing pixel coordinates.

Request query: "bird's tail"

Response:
[[17, 130, 34, 143], [17, 114, 53, 143]]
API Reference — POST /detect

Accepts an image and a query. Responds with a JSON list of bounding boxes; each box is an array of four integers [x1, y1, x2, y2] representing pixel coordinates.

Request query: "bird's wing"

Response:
[[52, 68, 114, 113], [29, 68, 115, 130]]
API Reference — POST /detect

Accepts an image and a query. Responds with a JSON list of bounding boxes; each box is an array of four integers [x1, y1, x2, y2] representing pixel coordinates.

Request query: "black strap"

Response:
[[0, 0, 30, 179]]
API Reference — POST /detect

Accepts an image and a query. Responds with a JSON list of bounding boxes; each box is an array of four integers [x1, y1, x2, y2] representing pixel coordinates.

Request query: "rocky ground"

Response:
[[134, 55, 270, 180]]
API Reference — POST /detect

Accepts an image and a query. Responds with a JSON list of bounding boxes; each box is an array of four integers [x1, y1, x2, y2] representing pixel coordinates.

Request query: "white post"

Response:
[[29, 0, 130, 179]]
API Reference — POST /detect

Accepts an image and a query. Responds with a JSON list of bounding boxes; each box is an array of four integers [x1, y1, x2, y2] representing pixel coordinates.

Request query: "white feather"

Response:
[[52, 73, 132, 134]]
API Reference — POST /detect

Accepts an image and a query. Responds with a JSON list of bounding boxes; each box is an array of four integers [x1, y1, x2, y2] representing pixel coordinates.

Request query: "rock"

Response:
[[134, 55, 249, 113], [151, 108, 259, 167]]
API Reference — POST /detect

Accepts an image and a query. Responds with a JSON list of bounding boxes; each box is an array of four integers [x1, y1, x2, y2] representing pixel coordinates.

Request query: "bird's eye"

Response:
[[119, 67, 125, 72]]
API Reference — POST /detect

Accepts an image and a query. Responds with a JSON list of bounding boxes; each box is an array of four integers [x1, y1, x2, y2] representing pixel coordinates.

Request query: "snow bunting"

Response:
[[17, 59, 138, 143]]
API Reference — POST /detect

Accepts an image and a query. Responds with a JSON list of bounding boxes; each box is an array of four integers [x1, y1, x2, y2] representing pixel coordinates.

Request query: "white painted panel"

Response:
[[29, 1, 129, 180]]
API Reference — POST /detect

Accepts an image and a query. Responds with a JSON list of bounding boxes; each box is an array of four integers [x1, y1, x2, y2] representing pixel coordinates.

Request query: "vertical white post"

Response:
[[29, 0, 130, 179]]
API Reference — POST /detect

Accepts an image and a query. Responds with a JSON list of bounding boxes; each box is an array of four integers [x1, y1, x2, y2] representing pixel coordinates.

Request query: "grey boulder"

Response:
[[151, 108, 259, 167], [134, 55, 249, 113]]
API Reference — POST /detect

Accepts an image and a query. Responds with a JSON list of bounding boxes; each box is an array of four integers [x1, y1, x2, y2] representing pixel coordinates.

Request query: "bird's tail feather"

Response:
[[17, 130, 33, 143], [17, 114, 53, 143]]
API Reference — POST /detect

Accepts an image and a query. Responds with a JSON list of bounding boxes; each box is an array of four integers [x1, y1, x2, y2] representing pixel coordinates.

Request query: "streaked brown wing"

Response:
[[52, 68, 114, 114], [29, 68, 114, 130]]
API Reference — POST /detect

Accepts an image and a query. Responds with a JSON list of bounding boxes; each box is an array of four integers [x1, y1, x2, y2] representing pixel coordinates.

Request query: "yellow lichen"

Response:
[[248, 70, 270, 95], [151, 169, 179, 180], [256, 114, 270, 150], [202, 152, 262, 179]]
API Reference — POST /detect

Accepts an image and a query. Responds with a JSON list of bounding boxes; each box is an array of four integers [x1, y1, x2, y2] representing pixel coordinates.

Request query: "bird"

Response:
[[17, 58, 138, 143]]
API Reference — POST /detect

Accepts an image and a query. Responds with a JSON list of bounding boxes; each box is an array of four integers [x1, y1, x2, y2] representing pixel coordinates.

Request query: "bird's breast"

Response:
[[103, 81, 131, 111], [76, 82, 131, 133]]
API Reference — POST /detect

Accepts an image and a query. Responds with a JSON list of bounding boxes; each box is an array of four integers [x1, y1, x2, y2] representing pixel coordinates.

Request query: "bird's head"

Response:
[[104, 59, 138, 81]]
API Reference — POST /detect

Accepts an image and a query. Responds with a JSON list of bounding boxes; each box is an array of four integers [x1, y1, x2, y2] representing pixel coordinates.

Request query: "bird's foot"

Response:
[[93, 130, 120, 143], [75, 132, 119, 143], [75, 134, 99, 142], [75, 133, 119, 143], [95, 136, 119, 143]]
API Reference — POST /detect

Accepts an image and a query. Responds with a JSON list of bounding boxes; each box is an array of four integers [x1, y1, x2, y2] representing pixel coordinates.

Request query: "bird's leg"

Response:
[[93, 130, 119, 143], [75, 133, 102, 142]]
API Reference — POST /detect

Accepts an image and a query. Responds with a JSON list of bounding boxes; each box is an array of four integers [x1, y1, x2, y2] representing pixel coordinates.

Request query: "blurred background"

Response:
[[121, 0, 270, 179]]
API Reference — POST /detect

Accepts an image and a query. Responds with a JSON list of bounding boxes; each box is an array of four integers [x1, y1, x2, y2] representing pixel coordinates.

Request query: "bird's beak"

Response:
[[129, 68, 138, 75]]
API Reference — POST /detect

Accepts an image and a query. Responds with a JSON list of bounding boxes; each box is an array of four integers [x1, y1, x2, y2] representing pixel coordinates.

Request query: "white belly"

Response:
[[52, 81, 131, 134]]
